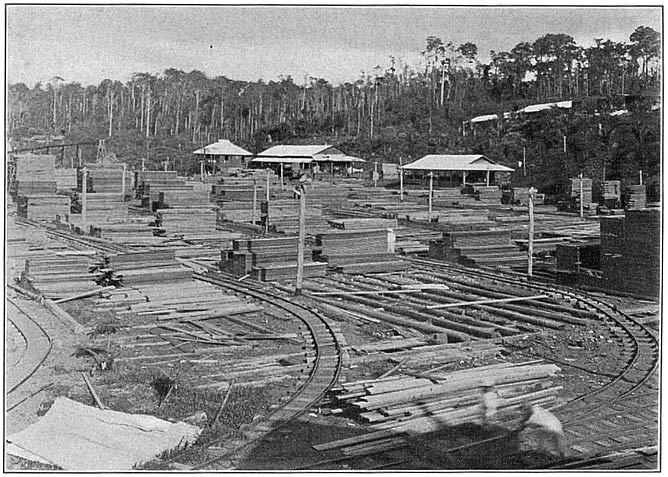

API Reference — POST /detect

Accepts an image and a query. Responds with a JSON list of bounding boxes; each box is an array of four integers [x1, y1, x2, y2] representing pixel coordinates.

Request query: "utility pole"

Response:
[[252, 181, 258, 226], [121, 163, 126, 199], [81, 168, 88, 235], [528, 186, 536, 277], [523, 147, 527, 177], [579, 173, 584, 219], [294, 181, 306, 296], [399, 157, 404, 202], [428, 171, 434, 222]]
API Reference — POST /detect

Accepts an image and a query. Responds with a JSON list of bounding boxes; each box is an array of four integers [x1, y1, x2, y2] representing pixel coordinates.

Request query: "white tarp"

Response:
[[7, 397, 201, 470]]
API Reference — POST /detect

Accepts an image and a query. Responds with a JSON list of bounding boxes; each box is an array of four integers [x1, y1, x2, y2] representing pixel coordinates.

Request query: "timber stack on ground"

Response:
[[21, 253, 104, 299], [220, 236, 327, 281], [105, 250, 193, 285], [429, 229, 526, 267]]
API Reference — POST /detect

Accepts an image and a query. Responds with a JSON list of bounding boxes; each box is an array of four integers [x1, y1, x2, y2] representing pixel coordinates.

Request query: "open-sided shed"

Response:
[[252, 145, 365, 177], [193, 140, 253, 173], [402, 154, 514, 186]]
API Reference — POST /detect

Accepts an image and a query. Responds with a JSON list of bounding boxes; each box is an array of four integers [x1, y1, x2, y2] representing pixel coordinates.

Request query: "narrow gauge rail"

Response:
[[6, 298, 54, 411], [188, 271, 343, 470]]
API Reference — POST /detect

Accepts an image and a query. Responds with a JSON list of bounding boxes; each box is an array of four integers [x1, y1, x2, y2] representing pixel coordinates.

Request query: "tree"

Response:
[[629, 26, 660, 81]]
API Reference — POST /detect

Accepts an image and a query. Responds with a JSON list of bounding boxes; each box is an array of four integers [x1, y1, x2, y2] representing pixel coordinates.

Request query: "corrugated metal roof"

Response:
[[193, 140, 253, 156], [402, 155, 514, 172], [518, 100, 572, 114], [256, 145, 333, 157], [251, 156, 313, 164], [470, 114, 499, 123]]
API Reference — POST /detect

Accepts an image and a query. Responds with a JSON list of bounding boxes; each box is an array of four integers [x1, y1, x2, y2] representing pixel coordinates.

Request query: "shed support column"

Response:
[[462, 171, 467, 186], [280, 162, 284, 190], [486, 169, 490, 187], [428, 172, 434, 222]]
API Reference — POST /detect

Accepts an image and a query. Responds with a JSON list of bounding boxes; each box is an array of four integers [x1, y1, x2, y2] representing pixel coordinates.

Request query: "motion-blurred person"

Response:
[[480, 381, 500, 425], [519, 404, 565, 458]]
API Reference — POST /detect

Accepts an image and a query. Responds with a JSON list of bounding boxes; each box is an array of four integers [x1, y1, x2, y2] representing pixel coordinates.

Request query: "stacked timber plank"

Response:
[[157, 206, 219, 235], [328, 218, 398, 230], [474, 185, 503, 204], [85, 164, 131, 194], [329, 362, 561, 434], [156, 187, 210, 208], [54, 168, 78, 191], [570, 177, 593, 209], [23, 253, 103, 299], [513, 188, 545, 206], [429, 230, 526, 267], [135, 171, 186, 207], [16, 194, 71, 221], [625, 185, 647, 210], [90, 217, 158, 245], [316, 229, 409, 274], [220, 237, 326, 281], [600, 209, 659, 297], [264, 199, 331, 234], [105, 250, 192, 285]]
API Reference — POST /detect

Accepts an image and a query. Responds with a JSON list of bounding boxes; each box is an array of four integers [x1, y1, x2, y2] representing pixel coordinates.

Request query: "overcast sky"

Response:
[[6, 5, 662, 87]]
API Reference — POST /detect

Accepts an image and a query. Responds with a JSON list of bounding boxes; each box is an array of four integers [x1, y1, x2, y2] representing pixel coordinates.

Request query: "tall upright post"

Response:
[[428, 172, 434, 222], [280, 162, 285, 190], [78, 148, 83, 168], [252, 182, 258, 225], [486, 167, 490, 187], [200, 160, 204, 182], [121, 163, 126, 199], [164, 160, 168, 172], [639, 170, 643, 186], [579, 173, 584, 219], [294, 183, 306, 296], [563, 135, 567, 153], [373, 161, 378, 188], [399, 157, 404, 202], [523, 147, 527, 176], [81, 168, 88, 235], [266, 168, 270, 202], [141, 157, 146, 172], [528, 186, 535, 277]]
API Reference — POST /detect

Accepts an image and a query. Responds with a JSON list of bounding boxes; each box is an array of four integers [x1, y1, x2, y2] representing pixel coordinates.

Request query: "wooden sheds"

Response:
[[402, 154, 514, 187]]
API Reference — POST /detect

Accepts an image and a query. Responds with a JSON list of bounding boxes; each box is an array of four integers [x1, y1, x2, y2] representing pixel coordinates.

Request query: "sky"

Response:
[[6, 5, 663, 87]]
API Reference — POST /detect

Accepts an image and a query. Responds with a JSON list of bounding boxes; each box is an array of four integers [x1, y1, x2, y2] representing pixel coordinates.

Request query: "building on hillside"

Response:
[[251, 145, 365, 178], [193, 139, 253, 174], [401, 154, 514, 187]]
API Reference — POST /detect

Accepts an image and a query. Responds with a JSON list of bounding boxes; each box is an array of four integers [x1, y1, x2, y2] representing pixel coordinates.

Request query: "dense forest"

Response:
[[7, 26, 661, 197]]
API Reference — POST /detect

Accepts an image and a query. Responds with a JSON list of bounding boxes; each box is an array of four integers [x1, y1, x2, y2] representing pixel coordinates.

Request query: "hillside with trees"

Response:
[[7, 26, 661, 199]]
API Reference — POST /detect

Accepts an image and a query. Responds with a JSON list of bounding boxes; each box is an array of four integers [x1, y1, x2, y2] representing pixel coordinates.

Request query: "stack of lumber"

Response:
[[393, 228, 442, 255], [155, 186, 210, 208], [217, 201, 260, 224], [328, 218, 398, 230], [105, 250, 192, 285], [316, 229, 409, 274], [90, 217, 158, 245], [429, 230, 526, 267], [220, 236, 327, 281], [11, 154, 57, 197], [16, 194, 71, 221], [85, 164, 131, 194], [73, 193, 129, 230], [23, 253, 103, 299], [625, 185, 647, 210], [474, 186, 502, 204], [570, 177, 593, 208], [404, 209, 492, 226], [264, 199, 331, 234], [156, 206, 219, 235], [329, 361, 562, 435], [555, 243, 600, 273], [54, 168, 78, 191], [513, 188, 546, 206], [135, 171, 186, 206], [601, 209, 659, 297]]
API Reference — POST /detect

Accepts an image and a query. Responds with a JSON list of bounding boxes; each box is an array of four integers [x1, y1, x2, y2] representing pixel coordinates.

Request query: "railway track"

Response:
[[187, 272, 343, 469], [6, 298, 54, 412]]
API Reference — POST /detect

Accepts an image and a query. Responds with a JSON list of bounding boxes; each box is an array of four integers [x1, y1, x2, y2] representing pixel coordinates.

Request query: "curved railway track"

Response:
[[6, 298, 54, 411], [188, 272, 343, 469]]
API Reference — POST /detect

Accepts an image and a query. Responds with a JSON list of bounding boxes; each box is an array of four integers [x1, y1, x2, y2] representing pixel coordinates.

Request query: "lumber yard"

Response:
[[5, 143, 659, 472]]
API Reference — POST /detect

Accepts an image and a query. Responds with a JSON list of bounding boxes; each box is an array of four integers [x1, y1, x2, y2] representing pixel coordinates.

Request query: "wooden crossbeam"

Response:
[[426, 294, 548, 310]]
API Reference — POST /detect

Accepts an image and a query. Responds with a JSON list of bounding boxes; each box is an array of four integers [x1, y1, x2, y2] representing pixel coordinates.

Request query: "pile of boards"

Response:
[[316, 229, 408, 274], [22, 252, 103, 299], [157, 207, 219, 235], [85, 164, 131, 194], [599, 209, 660, 298], [104, 250, 192, 286], [625, 185, 647, 209], [12, 154, 71, 222], [220, 236, 327, 281], [330, 361, 561, 434], [77, 193, 129, 229], [474, 185, 503, 204], [135, 171, 187, 208], [90, 217, 159, 245], [54, 168, 78, 191], [429, 230, 527, 267], [570, 177, 594, 210]]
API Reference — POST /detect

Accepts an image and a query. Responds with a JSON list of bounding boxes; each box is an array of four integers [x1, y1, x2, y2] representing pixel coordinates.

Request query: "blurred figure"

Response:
[[519, 404, 565, 458], [480, 381, 500, 425]]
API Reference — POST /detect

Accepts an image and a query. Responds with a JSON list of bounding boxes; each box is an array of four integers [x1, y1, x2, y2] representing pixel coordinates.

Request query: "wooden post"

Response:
[[462, 171, 467, 186], [280, 162, 284, 190], [428, 172, 434, 222], [523, 147, 527, 176], [266, 168, 271, 202], [563, 135, 567, 153], [579, 173, 584, 219], [639, 169, 643, 186], [373, 161, 378, 188], [78, 148, 82, 168], [486, 168, 490, 187], [252, 182, 258, 225], [399, 157, 404, 202], [164, 160, 168, 172], [141, 157, 146, 171], [200, 160, 204, 182], [121, 163, 126, 199], [81, 167, 88, 235], [294, 183, 306, 296], [528, 186, 535, 277]]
